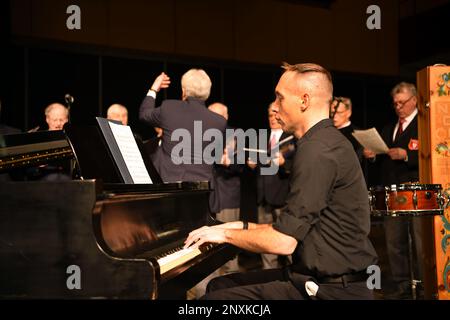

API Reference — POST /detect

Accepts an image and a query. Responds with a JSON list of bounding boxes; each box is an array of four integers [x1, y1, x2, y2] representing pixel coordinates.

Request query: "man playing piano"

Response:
[[185, 63, 378, 300]]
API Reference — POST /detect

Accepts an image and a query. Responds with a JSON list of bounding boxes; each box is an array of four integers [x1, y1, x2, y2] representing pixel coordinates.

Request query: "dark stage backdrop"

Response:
[[0, 42, 405, 196]]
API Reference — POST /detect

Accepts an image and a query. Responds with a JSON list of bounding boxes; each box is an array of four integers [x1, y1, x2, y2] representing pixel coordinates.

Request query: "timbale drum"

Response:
[[369, 184, 445, 217]]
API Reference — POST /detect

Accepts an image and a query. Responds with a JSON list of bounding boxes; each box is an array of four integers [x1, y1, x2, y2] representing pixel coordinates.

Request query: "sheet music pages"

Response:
[[108, 121, 153, 184], [352, 128, 389, 154]]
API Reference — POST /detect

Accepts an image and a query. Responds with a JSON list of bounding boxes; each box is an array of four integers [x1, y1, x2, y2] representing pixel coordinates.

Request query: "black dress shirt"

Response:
[[273, 119, 377, 278]]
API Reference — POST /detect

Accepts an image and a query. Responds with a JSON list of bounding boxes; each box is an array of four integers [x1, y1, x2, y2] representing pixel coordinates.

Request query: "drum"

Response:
[[369, 184, 445, 217]]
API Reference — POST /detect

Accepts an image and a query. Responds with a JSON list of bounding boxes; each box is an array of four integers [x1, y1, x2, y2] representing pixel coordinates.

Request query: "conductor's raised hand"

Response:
[[150, 72, 171, 92]]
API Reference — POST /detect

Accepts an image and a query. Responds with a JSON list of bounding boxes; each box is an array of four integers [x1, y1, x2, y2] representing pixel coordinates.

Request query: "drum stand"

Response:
[[407, 217, 421, 300]]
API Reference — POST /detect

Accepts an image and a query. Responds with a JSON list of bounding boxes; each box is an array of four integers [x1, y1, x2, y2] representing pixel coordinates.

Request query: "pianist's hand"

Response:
[[184, 226, 226, 250]]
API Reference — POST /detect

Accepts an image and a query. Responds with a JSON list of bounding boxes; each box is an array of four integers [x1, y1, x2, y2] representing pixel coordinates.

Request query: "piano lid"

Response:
[[94, 181, 213, 260], [0, 130, 73, 173]]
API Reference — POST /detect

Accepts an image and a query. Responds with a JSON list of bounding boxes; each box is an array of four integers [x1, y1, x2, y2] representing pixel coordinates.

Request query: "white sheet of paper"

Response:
[[108, 122, 153, 184], [352, 128, 389, 154]]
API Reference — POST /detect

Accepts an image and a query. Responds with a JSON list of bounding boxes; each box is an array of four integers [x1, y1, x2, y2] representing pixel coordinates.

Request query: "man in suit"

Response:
[[23, 103, 72, 181], [364, 82, 421, 299], [208, 102, 242, 227], [139, 70, 227, 183], [330, 97, 363, 163], [248, 103, 295, 269], [192, 102, 243, 298]]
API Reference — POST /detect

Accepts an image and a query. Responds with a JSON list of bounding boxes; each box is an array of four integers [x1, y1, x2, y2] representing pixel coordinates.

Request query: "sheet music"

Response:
[[108, 122, 152, 184], [352, 128, 389, 154]]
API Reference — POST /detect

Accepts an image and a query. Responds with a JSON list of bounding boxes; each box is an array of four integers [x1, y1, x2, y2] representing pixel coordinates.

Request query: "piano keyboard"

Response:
[[157, 244, 214, 275]]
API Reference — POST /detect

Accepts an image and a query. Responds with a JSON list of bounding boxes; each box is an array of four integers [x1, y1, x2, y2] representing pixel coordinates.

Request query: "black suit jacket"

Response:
[[209, 126, 243, 213], [378, 115, 419, 185], [338, 123, 363, 163], [209, 164, 243, 213], [256, 131, 295, 207], [139, 96, 227, 183]]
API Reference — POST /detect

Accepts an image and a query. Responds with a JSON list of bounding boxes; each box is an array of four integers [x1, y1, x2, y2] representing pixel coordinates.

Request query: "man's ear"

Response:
[[299, 94, 309, 112]]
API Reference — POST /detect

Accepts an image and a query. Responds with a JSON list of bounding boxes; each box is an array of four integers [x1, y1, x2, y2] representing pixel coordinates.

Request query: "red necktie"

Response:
[[394, 119, 405, 141], [269, 133, 277, 150]]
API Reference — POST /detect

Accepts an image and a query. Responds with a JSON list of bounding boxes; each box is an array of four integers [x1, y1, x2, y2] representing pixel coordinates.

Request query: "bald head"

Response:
[[273, 62, 334, 137], [208, 102, 228, 120], [107, 104, 128, 125], [45, 103, 69, 131]]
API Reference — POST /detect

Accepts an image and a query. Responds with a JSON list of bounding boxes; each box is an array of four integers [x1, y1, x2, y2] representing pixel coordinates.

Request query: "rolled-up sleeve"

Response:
[[139, 96, 161, 127], [273, 140, 337, 243]]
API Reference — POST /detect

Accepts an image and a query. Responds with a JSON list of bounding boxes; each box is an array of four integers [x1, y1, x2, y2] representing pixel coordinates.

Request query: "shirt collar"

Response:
[[402, 108, 418, 125], [337, 121, 351, 129], [270, 128, 283, 135]]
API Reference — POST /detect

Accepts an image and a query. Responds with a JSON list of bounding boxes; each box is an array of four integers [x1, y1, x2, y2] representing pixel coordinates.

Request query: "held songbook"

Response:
[[352, 128, 389, 154]]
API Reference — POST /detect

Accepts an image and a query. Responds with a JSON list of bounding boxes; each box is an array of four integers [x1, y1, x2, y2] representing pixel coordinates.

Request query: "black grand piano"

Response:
[[0, 121, 237, 299]]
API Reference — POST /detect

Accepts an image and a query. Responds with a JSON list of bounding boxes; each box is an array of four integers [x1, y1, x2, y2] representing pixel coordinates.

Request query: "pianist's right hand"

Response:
[[184, 221, 245, 249]]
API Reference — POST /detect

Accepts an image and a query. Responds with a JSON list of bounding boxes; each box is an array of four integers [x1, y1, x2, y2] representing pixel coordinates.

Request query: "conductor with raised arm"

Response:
[[139, 70, 227, 183], [185, 63, 378, 300]]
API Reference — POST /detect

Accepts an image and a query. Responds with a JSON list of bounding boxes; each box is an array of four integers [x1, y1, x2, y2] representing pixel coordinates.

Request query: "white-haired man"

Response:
[[45, 103, 69, 131], [139, 69, 226, 183], [363, 82, 421, 299]]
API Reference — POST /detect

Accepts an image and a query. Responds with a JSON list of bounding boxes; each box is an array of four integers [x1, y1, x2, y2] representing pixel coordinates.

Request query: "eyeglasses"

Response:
[[393, 95, 414, 108]]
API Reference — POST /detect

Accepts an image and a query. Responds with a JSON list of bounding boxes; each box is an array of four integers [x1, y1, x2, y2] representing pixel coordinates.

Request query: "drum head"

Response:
[[388, 183, 442, 191]]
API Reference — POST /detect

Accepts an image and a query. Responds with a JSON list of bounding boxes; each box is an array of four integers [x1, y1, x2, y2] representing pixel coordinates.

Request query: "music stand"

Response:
[[64, 118, 162, 184]]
